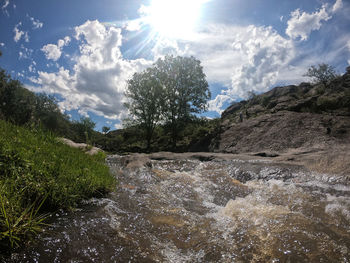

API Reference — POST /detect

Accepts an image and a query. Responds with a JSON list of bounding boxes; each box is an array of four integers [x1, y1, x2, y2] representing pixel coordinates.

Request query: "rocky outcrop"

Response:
[[213, 69, 350, 154], [213, 111, 350, 153]]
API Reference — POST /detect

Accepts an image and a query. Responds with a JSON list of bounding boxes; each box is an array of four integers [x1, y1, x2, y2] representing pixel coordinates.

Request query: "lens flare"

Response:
[[147, 0, 206, 39]]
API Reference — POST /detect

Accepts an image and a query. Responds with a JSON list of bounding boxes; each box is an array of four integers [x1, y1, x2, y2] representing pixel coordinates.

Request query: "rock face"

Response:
[[213, 68, 350, 153], [214, 111, 350, 153]]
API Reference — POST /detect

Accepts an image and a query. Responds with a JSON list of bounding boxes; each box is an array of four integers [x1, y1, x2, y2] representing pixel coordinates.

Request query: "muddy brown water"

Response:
[[3, 155, 350, 262]]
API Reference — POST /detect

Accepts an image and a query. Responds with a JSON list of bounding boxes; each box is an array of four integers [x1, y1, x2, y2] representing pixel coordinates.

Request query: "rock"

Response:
[[59, 138, 103, 155], [213, 111, 350, 153]]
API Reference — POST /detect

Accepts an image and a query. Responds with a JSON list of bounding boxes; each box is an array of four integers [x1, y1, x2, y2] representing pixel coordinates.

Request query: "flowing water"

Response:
[[4, 154, 350, 262]]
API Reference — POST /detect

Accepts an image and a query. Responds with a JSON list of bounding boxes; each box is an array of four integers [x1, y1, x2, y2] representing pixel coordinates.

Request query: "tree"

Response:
[[33, 93, 69, 132], [304, 63, 338, 87], [154, 55, 210, 149], [0, 69, 36, 125], [102, 126, 111, 134], [72, 117, 96, 144], [125, 67, 164, 150]]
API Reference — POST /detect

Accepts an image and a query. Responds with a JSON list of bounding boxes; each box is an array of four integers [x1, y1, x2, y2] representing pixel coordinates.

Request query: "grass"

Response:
[[0, 119, 115, 249]]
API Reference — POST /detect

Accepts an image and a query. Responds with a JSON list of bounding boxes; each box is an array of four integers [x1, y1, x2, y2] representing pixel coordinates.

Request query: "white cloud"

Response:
[[0, 42, 4, 47], [228, 26, 295, 99], [153, 24, 297, 109], [2, 0, 9, 16], [2, 0, 9, 9], [285, 1, 342, 41], [114, 123, 123, 130], [41, 44, 62, 61], [13, 22, 29, 42], [332, 0, 343, 13], [17, 72, 24, 78], [18, 45, 33, 59], [33, 20, 152, 119], [286, 5, 331, 41], [27, 15, 43, 29], [41, 36, 71, 61], [124, 19, 142, 31], [208, 94, 231, 114], [28, 64, 35, 73]]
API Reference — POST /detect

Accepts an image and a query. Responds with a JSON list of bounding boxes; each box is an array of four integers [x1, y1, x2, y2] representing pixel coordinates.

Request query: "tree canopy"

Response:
[[125, 67, 164, 150], [155, 55, 210, 148], [125, 55, 210, 150]]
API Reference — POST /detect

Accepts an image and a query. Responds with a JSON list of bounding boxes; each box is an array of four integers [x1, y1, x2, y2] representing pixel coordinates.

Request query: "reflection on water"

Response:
[[4, 155, 350, 262]]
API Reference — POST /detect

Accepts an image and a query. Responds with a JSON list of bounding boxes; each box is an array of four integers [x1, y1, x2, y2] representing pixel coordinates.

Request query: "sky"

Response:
[[0, 0, 349, 131]]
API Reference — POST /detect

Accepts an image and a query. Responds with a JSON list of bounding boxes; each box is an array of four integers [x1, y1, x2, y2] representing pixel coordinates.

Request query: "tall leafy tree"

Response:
[[125, 67, 164, 150], [155, 55, 210, 149]]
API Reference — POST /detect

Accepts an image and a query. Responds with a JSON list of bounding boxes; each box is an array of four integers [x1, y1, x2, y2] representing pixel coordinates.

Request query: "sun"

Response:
[[146, 0, 206, 39]]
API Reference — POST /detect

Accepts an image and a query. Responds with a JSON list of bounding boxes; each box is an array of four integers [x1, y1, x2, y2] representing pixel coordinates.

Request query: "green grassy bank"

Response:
[[0, 120, 115, 249]]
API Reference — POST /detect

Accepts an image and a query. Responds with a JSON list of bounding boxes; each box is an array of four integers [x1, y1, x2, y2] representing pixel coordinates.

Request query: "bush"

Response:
[[316, 96, 339, 111]]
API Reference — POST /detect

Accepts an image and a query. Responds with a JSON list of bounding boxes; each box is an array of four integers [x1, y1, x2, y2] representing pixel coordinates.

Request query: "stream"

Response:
[[4, 153, 350, 262]]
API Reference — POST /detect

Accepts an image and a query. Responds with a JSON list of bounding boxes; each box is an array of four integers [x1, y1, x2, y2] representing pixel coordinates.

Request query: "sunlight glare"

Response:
[[148, 0, 205, 39]]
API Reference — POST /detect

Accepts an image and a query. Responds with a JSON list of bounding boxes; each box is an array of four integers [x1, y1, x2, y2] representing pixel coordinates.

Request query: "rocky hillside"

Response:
[[211, 66, 350, 154]]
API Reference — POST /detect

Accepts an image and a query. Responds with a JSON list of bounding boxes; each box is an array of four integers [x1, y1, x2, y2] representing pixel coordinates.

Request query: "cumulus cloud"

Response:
[[18, 45, 33, 59], [208, 94, 231, 113], [228, 26, 295, 99], [41, 36, 70, 61], [332, 0, 343, 13], [41, 44, 61, 61], [33, 20, 152, 119], [286, 0, 342, 41], [27, 15, 43, 29], [286, 5, 331, 41], [13, 22, 29, 42], [153, 24, 297, 110]]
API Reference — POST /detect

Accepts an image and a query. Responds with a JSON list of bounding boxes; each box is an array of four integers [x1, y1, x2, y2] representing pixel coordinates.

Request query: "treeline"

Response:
[[0, 68, 99, 144], [0, 64, 219, 153]]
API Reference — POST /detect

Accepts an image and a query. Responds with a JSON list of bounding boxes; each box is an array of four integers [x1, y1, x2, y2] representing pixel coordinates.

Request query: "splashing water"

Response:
[[4, 155, 350, 262]]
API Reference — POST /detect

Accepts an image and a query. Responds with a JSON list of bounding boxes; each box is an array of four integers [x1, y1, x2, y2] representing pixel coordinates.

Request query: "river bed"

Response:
[[4, 153, 350, 262]]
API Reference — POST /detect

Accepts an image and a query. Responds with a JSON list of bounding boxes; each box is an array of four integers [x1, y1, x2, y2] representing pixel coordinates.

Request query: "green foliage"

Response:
[[102, 126, 110, 134], [304, 63, 339, 86], [0, 67, 100, 145], [125, 55, 210, 151], [69, 117, 96, 144], [0, 120, 115, 249], [0, 69, 36, 125], [261, 96, 271, 107], [125, 67, 164, 150], [316, 96, 339, 111]]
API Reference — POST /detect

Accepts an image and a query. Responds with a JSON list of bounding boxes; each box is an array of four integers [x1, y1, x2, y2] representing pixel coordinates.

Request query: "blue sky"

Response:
[[0, 0, 349, 131]]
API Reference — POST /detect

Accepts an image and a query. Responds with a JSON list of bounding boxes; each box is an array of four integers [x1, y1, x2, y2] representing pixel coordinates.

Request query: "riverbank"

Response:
[[0, 120, 115, 251]]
